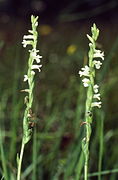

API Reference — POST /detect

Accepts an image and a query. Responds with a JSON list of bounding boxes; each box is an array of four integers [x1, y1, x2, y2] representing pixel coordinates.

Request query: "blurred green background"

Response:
[[0, 0, 118, 179]]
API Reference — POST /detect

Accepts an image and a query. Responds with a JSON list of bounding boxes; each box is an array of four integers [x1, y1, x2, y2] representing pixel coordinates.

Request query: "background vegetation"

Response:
[[0, 0, 118, 179]]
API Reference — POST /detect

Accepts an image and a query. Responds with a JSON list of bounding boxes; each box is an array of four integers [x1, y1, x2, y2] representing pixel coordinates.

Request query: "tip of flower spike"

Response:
[[93, 23, 97, 30], [91, 23, 99, 41], [31, 15, 39, 27]]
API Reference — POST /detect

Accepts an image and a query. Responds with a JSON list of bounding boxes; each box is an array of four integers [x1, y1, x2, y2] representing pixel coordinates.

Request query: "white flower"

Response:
[[94, 50, 104, 60], [91, 102, 102, 108], [93, 60, 102, 69], [89, 43, 92, 47], [31, 64, 42, 72], [29, 49, 42, 63], [31, 70, 35, 75], [35, 22, 38, 27], [93, 84, 99, 93], [24, 75, 28, 81], [21, 89, 29, 93], [93, 93, 101, 100], [22, 40, 27, 48], [35, 55, 42, 63], [79, 65, 90, 77], [28, 30, 33, 34], [23, 35, 34, 40], [82, 78, 90, 87], [22, 34, 35, 48], [22, 40, 33, 48]]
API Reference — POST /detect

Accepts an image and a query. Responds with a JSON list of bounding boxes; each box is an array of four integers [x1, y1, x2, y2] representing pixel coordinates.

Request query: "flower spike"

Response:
[[78, 24, 104, 179]]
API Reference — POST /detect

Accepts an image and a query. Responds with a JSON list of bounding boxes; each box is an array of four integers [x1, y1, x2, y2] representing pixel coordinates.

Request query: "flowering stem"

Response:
[[17, 15, 42, 180], [85, 161, 88, 180], [17, 141, 25, 180], [79, 24, 104, 179]]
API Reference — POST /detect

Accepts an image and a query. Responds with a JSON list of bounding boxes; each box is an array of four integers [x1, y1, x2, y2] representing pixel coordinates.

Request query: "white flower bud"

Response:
[[29, 49, 42, 63], [94, 50, 104, 60], [93, 93, 101, 100], [93, 84, 99, 93], [23, 35, 34, 40], [91, 102, 102, 108], [24, 75, 28, 82], [31, 64, 42, 72], [82, 78, 90, 87], [93, 60, 102, 69], [79, 65, 90, 77]]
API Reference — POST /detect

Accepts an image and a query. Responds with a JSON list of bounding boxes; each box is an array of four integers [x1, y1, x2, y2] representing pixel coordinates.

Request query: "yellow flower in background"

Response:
[[66, 44, 77, 55], [39, 25, 52, 36]]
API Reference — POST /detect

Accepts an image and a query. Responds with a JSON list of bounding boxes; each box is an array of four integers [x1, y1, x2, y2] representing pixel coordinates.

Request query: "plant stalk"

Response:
[[17, 142, 25, 180]]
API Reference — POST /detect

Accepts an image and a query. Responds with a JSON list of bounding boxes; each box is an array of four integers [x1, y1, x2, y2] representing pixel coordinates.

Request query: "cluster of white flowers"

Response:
[[79, 63, 103, 108], [92, 84, 102, 108], [79, 65, 90, 87], [22, 19, 42, 82], [78, 28, 104, 108], [23, 49, 42, 82], [79, 48, 104, 88], [22, 21, 38, 48]]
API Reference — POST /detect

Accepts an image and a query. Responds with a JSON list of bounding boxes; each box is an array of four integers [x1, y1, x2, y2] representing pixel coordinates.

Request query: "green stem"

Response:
[[85, 160, 88, 180], [32, 128, 37, 180], [84, 41, 94, 180], [80, 24, 103, 180], [17, 15, 40, 180], [84, 88, 92, 180], [17, 142, 25, 180]]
